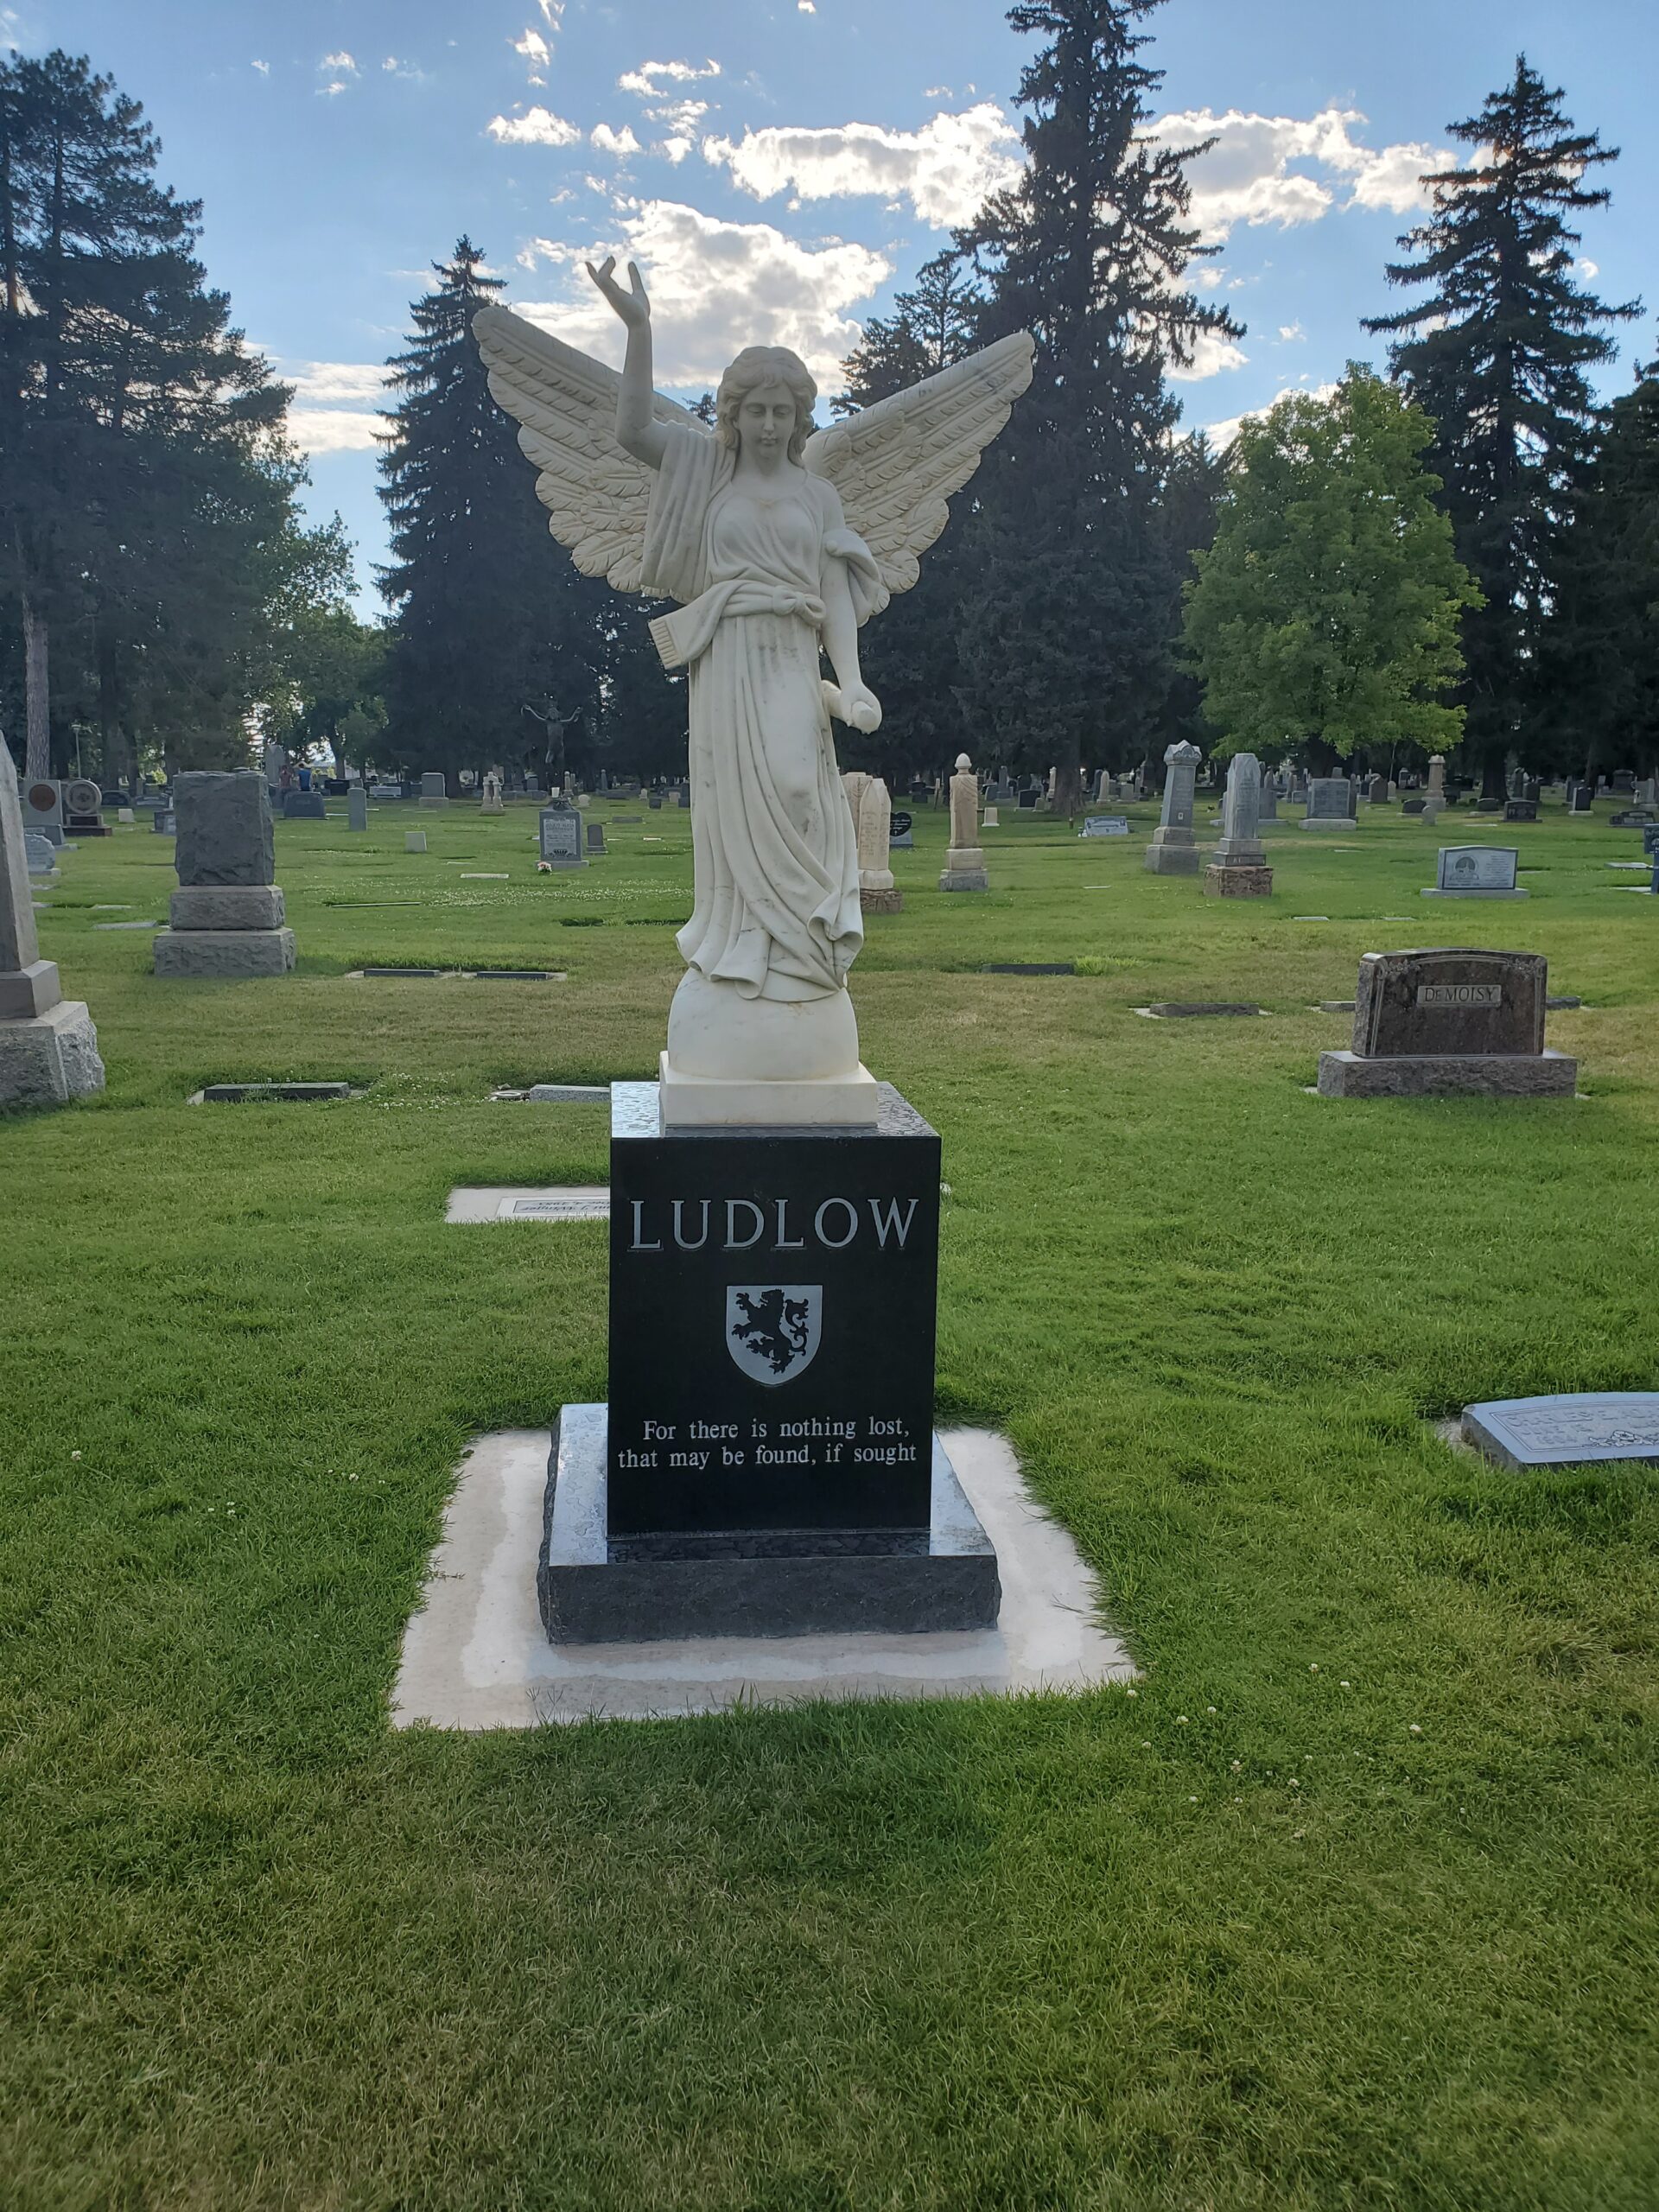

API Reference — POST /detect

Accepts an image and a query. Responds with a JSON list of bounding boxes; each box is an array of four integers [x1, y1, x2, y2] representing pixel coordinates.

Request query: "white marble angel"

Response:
[[474, 259, 1033, 1122]]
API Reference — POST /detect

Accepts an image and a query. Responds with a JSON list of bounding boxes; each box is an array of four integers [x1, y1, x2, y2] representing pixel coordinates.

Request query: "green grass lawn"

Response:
[[3, 793, 1656, 2210]]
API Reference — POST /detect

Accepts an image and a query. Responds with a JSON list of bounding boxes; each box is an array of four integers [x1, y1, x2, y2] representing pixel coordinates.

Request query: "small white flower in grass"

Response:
[[1309, 1663, 1319, 1672], [1408, 1724, 1423, 1736], [1289, 1777, 1300, 1788], [1339, 1680, 1351, 1688], [1206, 1705, 1217, 1714], [1292, 1829, 1305, 1840], [70, 1450, 81, 1460], [1230, 1759, 1242, 1772], [1188, 1796, 1198, 1803], [1177, 1714, 1189, 1725], [1125, 1687, 1137, 1698], [1141, 1741, 1151, 1749], [1232, 1796, 1243, 1803]]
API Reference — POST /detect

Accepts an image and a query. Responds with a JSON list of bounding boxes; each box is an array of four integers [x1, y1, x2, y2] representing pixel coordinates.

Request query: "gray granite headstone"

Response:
[[539, 809, 583, 868], [24, 831, 55, 876], [1302, 777, 1356, 827], [174, 772, 275, 886], [1212, 752, 1265, 866], [1425, 844, 1523, 898], [347, 788, 368, 831], [1144, 740, 1202, 873], [1463, 1393, 1659, 1470]]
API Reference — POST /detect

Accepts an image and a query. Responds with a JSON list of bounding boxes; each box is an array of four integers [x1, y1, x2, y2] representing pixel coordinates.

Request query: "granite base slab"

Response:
[[168, 885, 287, 931], [153, 927, 296, 977], [540, 1406, 999, 1643], [392, 1426, 1131, 1725], [1144, 842, 1200, 874], [1205, 864, 1273, 897], [0, 1001, 105, 1104], [1317, 1048, 1576, 1097], [1421, 887, 1530, 900], [859, 887, 904, 914], [1300, 818, 1358, 831]]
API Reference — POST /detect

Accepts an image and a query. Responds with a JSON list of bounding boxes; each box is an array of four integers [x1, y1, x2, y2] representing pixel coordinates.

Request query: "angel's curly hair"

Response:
[[715, 346, 817, 463]]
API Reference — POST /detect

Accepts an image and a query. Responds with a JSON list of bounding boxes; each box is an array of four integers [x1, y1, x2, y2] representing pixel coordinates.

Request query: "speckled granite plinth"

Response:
[[1205, 864, 1273, 897], [859, 887, 904, 914], [1317, 1047, 1576, 1097], [0, 1001, 105, 1104], [154, 927, 296, 977], [541, 1405, 1000, 1643]]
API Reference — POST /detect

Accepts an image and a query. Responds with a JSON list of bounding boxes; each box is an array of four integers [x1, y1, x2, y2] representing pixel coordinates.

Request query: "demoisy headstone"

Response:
[[1144, 740, 1201, 874], [152, 772, 296, 977], [0, 756, 105, 1103], [1317, 947, 1575, 1096], [939, 753, 988, 891], [1205, 751, 1272, 898]]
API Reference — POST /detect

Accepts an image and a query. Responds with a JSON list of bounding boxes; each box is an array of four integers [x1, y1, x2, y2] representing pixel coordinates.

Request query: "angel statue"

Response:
[[474, 257, 1033, 1122]]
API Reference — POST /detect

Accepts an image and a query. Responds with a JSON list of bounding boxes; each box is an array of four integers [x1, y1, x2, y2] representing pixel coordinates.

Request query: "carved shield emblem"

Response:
[[726, 1284, 822, 1387]]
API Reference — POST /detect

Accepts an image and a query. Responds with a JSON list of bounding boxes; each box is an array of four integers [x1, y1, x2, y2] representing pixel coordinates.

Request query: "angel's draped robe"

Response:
[[640, 424, 885, 1005]]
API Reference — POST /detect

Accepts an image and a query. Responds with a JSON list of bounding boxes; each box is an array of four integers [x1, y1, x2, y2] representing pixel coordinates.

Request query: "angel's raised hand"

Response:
[[586, 256, 650, 329]]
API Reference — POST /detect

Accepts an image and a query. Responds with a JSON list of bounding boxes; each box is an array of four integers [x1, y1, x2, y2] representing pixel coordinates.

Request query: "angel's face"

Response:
[[737, 382, 798, 469]]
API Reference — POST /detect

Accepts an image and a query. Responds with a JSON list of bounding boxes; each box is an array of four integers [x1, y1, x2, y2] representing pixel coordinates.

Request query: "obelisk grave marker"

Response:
[[0, 761, 105, 1104]]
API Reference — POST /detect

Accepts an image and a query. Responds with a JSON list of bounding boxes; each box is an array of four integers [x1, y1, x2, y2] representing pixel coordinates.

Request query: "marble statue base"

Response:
[[0, 1001, 105, 1105], [660, 967, 878, 1125], [658, 1053, 880, 1128]]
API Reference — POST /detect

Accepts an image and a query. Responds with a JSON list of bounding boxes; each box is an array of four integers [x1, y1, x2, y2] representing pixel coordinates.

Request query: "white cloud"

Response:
[[288, 409, 385, 455], [662, 137, 694, 165], [1278, 321, 1305, 341], [799, 2, 816, 10], [591, 123, 642, 156], [513, 199, 889, 390], [251, 59, 270, 76], [1167, 329, 1249, 383], [319, 82, 349, 99], [1203, 379, 1340, 449], [1578, 257, 1600, 279], [487, 105, 582, 147], [512, 29, 551, 66], [704, 102, 1023, 230], [537, 0, 563, 22], [285, 362, 386, 404], [320, 51, 358, 73], [1153, 107, 1450, 240], [618, 59, 721, 96]]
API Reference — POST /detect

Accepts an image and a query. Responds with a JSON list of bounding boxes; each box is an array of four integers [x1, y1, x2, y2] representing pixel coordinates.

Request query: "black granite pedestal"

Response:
[[542, 1082, 1001, 1642]]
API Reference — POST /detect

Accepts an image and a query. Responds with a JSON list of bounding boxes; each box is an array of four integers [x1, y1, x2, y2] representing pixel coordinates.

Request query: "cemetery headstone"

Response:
[[480, 771, 505, 816], [1503, 798, 1538, 823], [1205, 751, 1272, 897], [1258, 785, 1279, 820], [0, 754, 105, 1103], [939, 753, 988, 891], [585, 821, 607, 855], [347, 788, 368, 832], [1081, 816, 1129, 838], [1402, 798, 1427, 816], [283, 788, 327, 820], [1570, 785, 1593, 813], [151, 807, 176, 834], [154, 772, 296, 976], [1427, 755, 1446, 802], [1316, 948, 1574, 1096], [1462, 1392, 1659, 1471], [1144, 740, 1201, 874], [855, 777, 900, 912], [405, 830, 427, 854], [419, 772, 448, 809], [1300, 777, 1357, 831], [539, 807, 585, 868], [24, 831, 58, 881], [1422, 845, 1527, 899], [649, 790, 664, 810], [982, 805, 1000, 828], [1367, 773, 1387, 805], [22, 778, 63, 849]]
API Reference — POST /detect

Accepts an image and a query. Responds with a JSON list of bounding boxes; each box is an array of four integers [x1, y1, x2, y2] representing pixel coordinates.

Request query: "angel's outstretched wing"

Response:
[[802, 331, 1035, 601], [472, 305, 700, 594]]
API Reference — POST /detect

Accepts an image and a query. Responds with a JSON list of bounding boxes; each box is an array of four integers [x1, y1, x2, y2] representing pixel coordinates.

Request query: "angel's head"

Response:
[[716, 346, 817, 464]]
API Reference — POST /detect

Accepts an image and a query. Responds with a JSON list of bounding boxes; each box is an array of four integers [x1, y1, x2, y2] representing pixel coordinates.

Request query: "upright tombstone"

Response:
[[1258, 781, 1279, 821], [404, 830, 427, 854], [1300, 777, 1358, 831], [22, 778, 63, 849], [419, 772, 448, 810], [1367, 773, 1387, 805], [1316, 949, 1574, 1097], [538, 805, 585, 869], [152, 772, 296, 977], [938, 753, 988, 891], [1143, 740, 1201, 874], [0, 761, 105, 1103], [1427, 755, 1446, 802], [1423, 845, 1528, 899], [1205, 752, 1272, 898], [585, 820, 607, 855], [856, 777, 901, 914], [480, 770, 505, 816], [1570, 784, 1593, 814], [347, 787, 368, 832], [25, 831, 60, 884]]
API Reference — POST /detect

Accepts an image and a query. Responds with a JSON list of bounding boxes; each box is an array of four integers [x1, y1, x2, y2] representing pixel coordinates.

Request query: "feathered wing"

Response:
[[802, 330, 1036, 602], [472, 304, 700, 594]]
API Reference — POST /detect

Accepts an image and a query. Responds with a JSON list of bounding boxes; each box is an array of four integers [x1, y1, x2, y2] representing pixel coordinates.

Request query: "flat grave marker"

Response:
[[1462, 1393, 1659, 1471]]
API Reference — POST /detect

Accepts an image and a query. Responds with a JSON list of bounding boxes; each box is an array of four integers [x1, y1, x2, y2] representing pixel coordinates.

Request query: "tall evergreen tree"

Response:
[[378, 239, 605, 778], [1541, 346, 1659, 778], [1, 48, 290, 779], [834, 251, 988, 786], [957, 0, 1242, 812], [1364, 57, 1641, 796]]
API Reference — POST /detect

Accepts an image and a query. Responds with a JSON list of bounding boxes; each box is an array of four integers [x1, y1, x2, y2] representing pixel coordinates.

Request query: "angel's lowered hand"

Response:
[[586, 257, 650, 327]]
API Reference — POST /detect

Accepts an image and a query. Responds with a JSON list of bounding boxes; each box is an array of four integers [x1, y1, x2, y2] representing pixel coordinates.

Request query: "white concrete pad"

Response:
[[391, 1427, 1135, 1728], [445, 1185, 610, 1224]]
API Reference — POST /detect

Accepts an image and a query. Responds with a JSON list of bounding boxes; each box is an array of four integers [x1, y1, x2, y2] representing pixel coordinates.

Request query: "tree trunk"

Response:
[[22, 590, 49, 778], [1480, 750, 1508, 804], [1052, 741, 1083, 821]]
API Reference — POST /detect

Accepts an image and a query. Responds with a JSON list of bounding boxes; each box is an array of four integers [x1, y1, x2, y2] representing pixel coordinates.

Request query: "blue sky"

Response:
[[9, 0, 1656, 607]]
